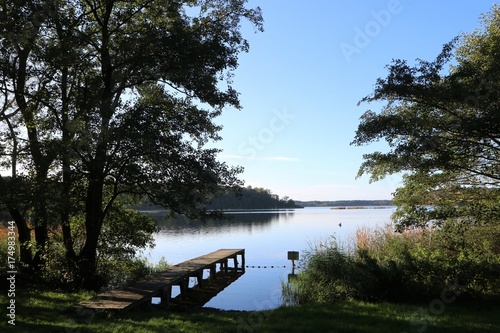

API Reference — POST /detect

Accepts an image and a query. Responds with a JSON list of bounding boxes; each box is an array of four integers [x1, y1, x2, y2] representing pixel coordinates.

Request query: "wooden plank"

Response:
[[78, 249, 245, 310]]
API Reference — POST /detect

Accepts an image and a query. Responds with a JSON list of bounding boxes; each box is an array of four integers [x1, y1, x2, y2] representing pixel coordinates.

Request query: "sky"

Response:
[[1, 1, 496, 202], [210, 0, 498, 201]]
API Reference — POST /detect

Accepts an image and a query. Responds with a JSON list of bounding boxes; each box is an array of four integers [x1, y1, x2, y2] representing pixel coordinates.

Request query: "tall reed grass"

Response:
[[283, 221, 500, 305]]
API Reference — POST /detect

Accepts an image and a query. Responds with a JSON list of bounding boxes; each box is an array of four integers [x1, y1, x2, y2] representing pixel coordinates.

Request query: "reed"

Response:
[[284, 221, 500, 304]]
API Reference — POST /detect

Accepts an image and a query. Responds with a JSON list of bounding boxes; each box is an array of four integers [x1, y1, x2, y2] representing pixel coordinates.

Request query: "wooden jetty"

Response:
[[78, 249, 245, 310]]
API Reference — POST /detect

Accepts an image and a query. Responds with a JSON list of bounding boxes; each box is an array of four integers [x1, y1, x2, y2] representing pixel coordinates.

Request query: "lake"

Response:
[[140, 206, 396, 311]]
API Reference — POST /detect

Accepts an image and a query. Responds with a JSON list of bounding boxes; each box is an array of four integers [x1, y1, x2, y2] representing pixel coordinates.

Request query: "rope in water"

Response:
[[244, 265, 302, 269]]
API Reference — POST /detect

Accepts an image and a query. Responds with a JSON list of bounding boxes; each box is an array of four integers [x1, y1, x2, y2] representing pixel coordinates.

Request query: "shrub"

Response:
[[285, 239, 379, 304], [285, 221, 500, 304], [36, 205, 161, 290]]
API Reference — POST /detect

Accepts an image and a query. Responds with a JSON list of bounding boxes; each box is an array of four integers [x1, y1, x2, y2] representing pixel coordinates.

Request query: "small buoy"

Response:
[[271, 266, 274, 268], [264, 266, 267, 268], [339, 223, 342, 227]]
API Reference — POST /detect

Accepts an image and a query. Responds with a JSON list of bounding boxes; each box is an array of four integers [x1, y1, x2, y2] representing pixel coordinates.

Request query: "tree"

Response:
[[0, 0, 262, 289], [351, 5, 500, 230], [207, 186, 301, 209]]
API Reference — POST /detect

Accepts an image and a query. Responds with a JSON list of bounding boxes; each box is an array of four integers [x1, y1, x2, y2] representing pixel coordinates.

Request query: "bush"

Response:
[[285, 222, 500, 305], [36, 205, 162, 290], [0, 225, 10, 270], [39, 239, 170, 291], [0, 200, 162, 291]]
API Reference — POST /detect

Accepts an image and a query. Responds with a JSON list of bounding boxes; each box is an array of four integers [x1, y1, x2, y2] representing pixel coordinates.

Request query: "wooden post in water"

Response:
[[241, 251, 245, 271], [179, 278, 188, 300], [288, 251, 299, 268], [210, 264, 217, 281], [160, 286, 171, 306], [196, 271, 204, 288], [233, 255, 238, 275]]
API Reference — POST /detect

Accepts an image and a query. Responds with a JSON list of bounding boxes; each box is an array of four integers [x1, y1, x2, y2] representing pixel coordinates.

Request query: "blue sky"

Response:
[[212, 0, 497, 201], [1, 1, 494, 202]]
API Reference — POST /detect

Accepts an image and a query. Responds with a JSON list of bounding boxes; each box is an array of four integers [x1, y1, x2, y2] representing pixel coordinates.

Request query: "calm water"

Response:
[[140, 207, 395, 311]]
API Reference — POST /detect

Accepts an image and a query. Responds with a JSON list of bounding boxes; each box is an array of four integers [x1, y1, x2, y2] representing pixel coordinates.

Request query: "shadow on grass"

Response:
[[258, 302, 410, 333], [1, 290, 242, 333], [2, 291, 499, 333], [260, 300, 500, 333]]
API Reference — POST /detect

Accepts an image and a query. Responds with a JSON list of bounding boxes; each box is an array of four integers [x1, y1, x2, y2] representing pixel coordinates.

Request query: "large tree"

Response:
[[352, 5, 500, 230], [0, 0, 262, 288]]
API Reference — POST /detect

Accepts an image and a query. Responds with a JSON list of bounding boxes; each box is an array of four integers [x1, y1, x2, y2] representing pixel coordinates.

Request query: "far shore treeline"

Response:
[[130, 187, 393, 211], [132, 186, 303, 211], [208, 186, 302, 209], [295, 200, 392, 207]]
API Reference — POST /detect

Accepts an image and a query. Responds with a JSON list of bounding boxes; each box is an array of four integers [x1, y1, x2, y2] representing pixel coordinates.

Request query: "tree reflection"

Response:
[[141, 209, 296, 235]]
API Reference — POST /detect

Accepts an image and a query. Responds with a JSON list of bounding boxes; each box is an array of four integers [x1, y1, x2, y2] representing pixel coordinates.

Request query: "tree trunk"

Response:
[[1, 117, 32, 266], [7, 206, 32, 266], [78, 177, 105, 290], [61, 158, 76, 262], [30, 171, 52, 271], [61, 65, 76, 262], [15, 48, 51, 271], [31, 209, 49, 270]]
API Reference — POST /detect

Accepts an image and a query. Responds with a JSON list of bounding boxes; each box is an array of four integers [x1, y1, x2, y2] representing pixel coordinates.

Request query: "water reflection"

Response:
[[141, 209, 296, 236], [170, 270, 245, 307]]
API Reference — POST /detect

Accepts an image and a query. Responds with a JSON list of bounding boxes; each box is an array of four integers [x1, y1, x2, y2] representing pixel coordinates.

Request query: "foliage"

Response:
[[208, 186, 301, 210], [351, 4, 500, 230], [36, 203, 162, 289], [391, 173, 500, 230], [288, 245, 374, 303], [0, 225, 14, 276], [95, 207, 160, 289], [0, 0, 263, 288], [285, 224, 500, 305], [97, 207, 158, 261]]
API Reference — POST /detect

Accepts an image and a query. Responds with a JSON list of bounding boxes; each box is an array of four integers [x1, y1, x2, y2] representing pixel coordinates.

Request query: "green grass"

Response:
[[1, 290, 499, 333]]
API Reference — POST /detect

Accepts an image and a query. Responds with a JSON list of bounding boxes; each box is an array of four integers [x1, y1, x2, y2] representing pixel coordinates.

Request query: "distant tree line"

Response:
[[131, 195, 391, 211], [295, 200, 392, 207], [208, 186, 302, 210]]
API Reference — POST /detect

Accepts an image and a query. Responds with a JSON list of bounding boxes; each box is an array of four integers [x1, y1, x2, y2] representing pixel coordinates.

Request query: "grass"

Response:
[[0, 290, 498, 333]]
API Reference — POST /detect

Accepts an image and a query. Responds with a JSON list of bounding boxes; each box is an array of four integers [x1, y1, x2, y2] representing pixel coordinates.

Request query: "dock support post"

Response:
[[180, 278, 188, 300], [196, 271, 204, 289], [241, 251, 245, 272], [210, 264, 217, 281], [233, 256, 238, 275], [160, 286, 171, 306]]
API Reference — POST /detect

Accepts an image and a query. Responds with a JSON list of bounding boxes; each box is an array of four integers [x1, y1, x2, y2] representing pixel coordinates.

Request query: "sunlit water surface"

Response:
[[140, 207, 395, 311]]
